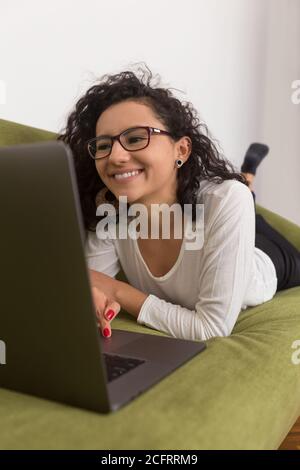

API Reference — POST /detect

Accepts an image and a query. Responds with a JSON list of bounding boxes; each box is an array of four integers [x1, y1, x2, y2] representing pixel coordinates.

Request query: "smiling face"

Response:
[[94, 100, 191, 211]]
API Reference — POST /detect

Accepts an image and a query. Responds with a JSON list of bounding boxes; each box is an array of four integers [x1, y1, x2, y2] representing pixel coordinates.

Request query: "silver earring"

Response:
[[175, 159, 184, 168]]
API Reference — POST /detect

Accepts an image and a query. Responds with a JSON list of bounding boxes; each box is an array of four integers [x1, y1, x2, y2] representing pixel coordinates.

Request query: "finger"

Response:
[[91, 288, 110, 333], [99, 302, 121, 338], [96, 302, 115, 336], [91, 287, 108, 320], [104, 301, 121, 321]]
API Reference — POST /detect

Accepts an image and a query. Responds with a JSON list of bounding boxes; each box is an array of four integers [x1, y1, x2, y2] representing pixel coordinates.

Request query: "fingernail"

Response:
[[103, 327, 110, 337], [105, 309, 115, 321]]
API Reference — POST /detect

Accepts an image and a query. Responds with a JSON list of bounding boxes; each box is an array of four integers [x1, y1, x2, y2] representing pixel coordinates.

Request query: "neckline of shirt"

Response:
[[133, 231, 187, 282]]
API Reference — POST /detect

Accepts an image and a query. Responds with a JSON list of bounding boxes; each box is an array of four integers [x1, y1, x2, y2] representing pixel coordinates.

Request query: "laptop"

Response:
[[0, 140, 206, 413]]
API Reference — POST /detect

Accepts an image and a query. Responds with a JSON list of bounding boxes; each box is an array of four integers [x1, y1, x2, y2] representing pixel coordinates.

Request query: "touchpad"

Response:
[[100, 328, 141, 353]]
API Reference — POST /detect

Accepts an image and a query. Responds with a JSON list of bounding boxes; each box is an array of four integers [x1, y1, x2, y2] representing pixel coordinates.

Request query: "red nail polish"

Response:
[[103, 327, 110, 337], [106, 309, 115, 321]]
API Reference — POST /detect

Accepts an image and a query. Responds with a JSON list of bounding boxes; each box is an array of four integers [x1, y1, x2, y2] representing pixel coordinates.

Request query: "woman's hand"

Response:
[[88, 269, 119, 301], [91, 286, 121, 338]]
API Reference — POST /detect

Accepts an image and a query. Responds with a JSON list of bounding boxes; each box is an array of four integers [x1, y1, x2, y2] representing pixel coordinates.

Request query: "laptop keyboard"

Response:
[[103, 353, 146, 383]]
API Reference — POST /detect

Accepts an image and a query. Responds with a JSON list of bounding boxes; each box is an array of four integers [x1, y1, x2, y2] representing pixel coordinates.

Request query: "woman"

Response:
[[57, 65, 300, 341]]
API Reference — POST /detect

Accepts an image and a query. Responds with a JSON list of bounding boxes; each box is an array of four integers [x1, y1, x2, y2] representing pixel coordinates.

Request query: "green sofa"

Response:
[[0, 118, 300, 450]]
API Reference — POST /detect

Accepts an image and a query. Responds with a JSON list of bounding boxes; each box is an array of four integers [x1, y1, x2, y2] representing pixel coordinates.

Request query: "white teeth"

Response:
[[114, 170, 143, 180]]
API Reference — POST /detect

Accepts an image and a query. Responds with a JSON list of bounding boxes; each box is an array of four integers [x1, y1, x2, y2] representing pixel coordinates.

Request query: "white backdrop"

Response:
[[1, 0, 299, 224]]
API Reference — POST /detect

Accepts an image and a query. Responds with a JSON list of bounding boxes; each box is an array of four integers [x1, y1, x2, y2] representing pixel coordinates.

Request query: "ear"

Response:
[[175, 136, 192, 162]]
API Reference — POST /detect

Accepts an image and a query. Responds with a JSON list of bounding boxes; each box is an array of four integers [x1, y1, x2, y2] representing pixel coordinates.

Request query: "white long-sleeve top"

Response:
[[85, 179, 278, 341]]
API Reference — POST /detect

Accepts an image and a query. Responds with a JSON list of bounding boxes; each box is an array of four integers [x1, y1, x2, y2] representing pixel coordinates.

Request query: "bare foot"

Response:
[[241, 172, 254, 191]]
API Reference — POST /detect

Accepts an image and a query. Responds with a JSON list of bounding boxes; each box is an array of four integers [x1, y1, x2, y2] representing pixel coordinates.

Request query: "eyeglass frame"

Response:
[[86, 126, 174, 160]]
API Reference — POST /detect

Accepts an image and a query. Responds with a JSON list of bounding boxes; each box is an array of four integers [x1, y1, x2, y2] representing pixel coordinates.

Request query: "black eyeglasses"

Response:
[[86, 126, 173, 160]]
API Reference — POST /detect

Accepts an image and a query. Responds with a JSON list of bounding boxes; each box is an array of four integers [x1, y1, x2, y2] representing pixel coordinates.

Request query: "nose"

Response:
[[108, 138, 131, 163]]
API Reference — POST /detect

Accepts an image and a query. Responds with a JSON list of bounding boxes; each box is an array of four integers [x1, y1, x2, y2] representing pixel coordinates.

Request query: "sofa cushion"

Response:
[[0, 118, 56, 146]]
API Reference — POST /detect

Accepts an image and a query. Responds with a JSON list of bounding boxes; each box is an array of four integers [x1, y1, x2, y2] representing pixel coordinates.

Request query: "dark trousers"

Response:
[[252, 192, 300, 291]]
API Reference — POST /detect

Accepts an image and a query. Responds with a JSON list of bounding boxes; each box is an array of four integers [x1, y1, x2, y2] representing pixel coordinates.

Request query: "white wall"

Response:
[[255, 0, 300, 226], [0, 0, 299, 223]]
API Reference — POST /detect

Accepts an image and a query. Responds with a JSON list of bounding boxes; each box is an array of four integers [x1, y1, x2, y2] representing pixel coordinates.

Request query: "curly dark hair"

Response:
[[57, 63, 248, 233]]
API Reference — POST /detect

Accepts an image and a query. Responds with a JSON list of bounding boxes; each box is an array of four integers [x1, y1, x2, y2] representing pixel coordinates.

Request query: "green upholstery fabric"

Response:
[[0, 118, 56, 146], [0, 118, 300, 450]]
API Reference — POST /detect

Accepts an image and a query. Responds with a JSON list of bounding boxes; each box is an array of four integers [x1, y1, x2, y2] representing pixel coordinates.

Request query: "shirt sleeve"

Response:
[[137, 183, 255, 341], [84, 229, 121, 278]]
